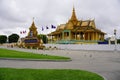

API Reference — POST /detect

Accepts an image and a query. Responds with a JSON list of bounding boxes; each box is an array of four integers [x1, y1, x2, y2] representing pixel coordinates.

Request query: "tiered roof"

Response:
[[48, 7, 105, 35], [27, 19, 38, 37]]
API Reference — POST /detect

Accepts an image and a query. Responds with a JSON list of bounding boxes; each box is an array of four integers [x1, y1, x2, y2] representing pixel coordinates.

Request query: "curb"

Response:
[[94, 72, 107, 80], [0, 58, 72, 62]]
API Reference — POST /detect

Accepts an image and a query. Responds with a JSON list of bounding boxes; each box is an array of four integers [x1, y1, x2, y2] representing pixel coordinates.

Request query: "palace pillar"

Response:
[[91, 32, 94, 40], [89, 33, 91, 40], [91, 33, 93, 40], [88, 32, 90, 40], [95, 32, 98, 40], [101, 34, 103, 40], [60, 34, 62, 40], [83, 33, 85, 40], [69, 31, 71, 40], [57, 35, 59, 41], [79, 33, 81, 40], [75, 33, 77, 40], [102, 34, 104, 41], [103, 34, 105, 40], [62, 30, 71, 40], [93, 32, 94, 40], [96, 32, 99, 40], [62, 32, 64, 40], [94, 32, 96, 40], [95, 32, 97, 40]]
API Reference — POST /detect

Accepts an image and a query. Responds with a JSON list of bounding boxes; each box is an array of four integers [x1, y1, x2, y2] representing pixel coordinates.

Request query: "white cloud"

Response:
[[0, 0, 120, 38]]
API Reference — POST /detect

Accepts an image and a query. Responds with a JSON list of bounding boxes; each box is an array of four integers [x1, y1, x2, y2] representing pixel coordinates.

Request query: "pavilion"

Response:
[[48, 7, 106, 44]]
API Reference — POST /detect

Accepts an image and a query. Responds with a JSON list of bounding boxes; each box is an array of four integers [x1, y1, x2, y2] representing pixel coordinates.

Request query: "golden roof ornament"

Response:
[[69, 7, 78, 21], [30, 17, 37, 29], [28, 18, 38, 37]]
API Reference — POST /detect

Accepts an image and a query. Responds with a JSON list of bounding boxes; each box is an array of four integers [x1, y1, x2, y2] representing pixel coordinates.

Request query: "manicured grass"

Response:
[[0, 68, 104, 80], [0, 48, 70, 60]]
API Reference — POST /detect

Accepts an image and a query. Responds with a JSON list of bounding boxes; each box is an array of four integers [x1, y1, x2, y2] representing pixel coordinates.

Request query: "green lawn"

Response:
[[0, 48, 70, 60], [0, 68, 104, 80]]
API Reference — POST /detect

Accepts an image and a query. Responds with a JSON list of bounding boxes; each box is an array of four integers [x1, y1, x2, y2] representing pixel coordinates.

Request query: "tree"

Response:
[[117, 39, 120, 44], [8, 34, 19, 43], [0, 35, 7, 44], [37, 34, 48, 44]]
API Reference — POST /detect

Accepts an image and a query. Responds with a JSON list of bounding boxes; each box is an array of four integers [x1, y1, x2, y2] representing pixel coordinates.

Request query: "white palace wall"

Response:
[[45, 44, 120, 51]]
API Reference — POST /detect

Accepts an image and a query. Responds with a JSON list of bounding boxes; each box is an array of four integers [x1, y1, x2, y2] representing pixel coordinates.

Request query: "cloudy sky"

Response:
[[0, 0, 120, 38]]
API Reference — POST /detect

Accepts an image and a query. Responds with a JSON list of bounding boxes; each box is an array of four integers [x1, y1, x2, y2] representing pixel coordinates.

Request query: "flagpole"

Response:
[[46, 26, 48, 44], [51, 25, 56, 44], [50, 25, 52, 44], [114, 29, 117, 51]]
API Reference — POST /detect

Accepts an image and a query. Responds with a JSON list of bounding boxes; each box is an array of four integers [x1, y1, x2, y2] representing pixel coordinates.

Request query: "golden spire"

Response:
[[31, 17, 36, 29], [33, 17, 34, 21], [70, 7, 78, 21], [28, 17, 38, 37]]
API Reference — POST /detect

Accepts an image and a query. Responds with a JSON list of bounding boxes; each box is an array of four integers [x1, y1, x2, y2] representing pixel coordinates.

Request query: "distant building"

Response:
[[48, 7, 106, 44], [17, 20, 44, 49]]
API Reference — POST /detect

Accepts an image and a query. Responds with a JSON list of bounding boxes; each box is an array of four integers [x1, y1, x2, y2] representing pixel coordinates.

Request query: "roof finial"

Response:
[[73, 4, 74, 9], [69, 6, 78, 21], [31, 17, 36, 27], [72, 5, 75, 13], [33, 17, 35, 21]]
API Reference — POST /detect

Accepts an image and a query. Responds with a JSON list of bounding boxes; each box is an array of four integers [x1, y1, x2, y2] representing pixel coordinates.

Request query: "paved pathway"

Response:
[[0, 46, 120, 80]]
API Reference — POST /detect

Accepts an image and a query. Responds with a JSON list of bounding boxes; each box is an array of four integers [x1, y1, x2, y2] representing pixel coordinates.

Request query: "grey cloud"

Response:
[[0, 0, 27, 22], [0, 0, 120, 38]]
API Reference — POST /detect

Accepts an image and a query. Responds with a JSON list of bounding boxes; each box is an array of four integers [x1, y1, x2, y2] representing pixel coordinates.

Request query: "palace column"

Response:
[[89, 32, 91, 40], [102, 34, 104, 41], [88, 32, 90, 40], [91, 32, 93, 40], [94, 32, 96, 40], [101, 34, 104, 41], [93, 32, 95, 40], [54, 35, 56, 41], [57, 34, 58, 40], [62, 32, 64, 40], [83, 33, 85, 40], [87, 33, 89, 40], [60, 33, 62, 40], [91, 32, 94, 40], [69, 31, 71, 40], [95, 32, 97, 40], [91, 33, 93, 40], [75, 33, 77, 40], [76, 33, 78, 40], [99, 34, 101, 41], [85, 33, 87, 40], [96, 32, 99, 40], [79, 32, 81, 40], [98, 33, 100, 40], [101, 34, 102, 41], [94, 32, 97, 41], [57, 35, 59, 41]]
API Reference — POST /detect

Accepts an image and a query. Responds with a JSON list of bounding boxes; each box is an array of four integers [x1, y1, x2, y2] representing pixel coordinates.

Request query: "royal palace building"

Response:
[[48, 8, 106, 44]]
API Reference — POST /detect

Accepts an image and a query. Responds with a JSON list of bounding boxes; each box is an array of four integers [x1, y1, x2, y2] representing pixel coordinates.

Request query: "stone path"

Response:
[[0, 46, 120, 80]]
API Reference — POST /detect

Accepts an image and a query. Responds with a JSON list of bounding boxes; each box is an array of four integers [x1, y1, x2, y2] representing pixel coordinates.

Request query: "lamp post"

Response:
[[114, 29, 117, 51]]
